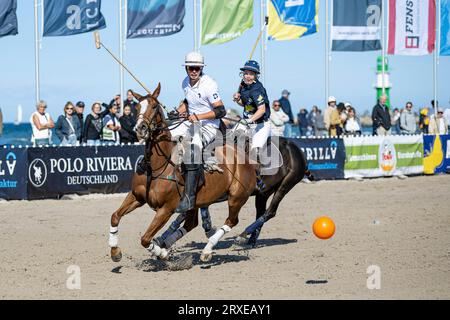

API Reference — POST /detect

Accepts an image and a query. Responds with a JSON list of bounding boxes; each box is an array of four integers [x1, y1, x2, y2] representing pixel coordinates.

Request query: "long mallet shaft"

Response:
[[249, 16, 269, 61], [94, 31, 152, 95], [235, 17, 269, 101]]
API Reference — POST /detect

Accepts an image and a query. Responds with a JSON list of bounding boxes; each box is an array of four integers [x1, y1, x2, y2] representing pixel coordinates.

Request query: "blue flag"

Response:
[[268, 0, 319, 41], [441, 0, 450, 55], [331, 0, 382, 52], [0, 0, 18, 38], [43, 0, 106, 37], [127, 0, 185, 39]]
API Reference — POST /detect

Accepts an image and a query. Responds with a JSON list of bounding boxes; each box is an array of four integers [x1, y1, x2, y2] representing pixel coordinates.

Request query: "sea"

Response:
[[0, 122, 373, 146]]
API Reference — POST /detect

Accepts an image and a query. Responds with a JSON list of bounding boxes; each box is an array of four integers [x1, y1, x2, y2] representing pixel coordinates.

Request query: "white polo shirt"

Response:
[[182, 74, 221, 128]]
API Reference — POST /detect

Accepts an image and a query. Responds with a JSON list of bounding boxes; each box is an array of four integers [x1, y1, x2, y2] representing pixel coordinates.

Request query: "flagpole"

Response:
[[199, 0, 203, 52], [261, 0, 266, 85], [382, 0, 386, 97], [326, 0, 330, 105], [119, 0, 124, 116], [34, 0, 41, 103], [194, 0, 198, 51], [433, 0, 439, 116]]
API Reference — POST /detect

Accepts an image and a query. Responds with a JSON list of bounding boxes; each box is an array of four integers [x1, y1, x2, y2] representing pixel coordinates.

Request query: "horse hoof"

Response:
[[235, 235, 248, 246], [200, 252, 212, 263], [111, 247, 122, 262], [158, 248, 169, 261]]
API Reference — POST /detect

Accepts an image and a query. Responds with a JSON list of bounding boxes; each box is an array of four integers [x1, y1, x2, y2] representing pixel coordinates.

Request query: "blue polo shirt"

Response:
[[239, 80, 270, 123]]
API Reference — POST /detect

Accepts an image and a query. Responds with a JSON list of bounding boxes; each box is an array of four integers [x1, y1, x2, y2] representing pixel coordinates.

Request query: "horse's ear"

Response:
[[131, 91, 144, 102], [152, 82, 161, 99]]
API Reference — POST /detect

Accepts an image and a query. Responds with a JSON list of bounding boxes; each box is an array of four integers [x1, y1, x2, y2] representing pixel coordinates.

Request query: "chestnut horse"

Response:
[[108, 84, 256, 262]]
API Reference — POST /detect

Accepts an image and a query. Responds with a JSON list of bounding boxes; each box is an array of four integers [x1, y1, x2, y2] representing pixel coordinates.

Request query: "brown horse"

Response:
[[108, 84, 256, 262]]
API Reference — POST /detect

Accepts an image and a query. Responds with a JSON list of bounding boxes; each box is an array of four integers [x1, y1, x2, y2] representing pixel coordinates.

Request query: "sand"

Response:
[[0, 175, 449, 299]]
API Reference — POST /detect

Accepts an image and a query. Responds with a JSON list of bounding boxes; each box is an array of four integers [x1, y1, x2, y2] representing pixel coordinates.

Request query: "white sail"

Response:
[[14, 104, 23, 125]]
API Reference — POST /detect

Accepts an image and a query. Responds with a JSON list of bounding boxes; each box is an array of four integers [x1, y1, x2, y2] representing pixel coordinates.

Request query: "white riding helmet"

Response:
[[183, 51, 206, 67], [328, 96, 337, 104]]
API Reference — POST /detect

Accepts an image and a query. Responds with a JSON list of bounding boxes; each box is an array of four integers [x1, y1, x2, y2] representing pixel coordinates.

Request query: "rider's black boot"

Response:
[[175, 164, 202, 213]]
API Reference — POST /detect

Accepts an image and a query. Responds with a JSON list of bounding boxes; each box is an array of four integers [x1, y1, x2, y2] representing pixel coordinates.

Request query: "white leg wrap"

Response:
[[147, 242, 169, 259], [109, 226, 119, 248], [204, 225, 232, 253]]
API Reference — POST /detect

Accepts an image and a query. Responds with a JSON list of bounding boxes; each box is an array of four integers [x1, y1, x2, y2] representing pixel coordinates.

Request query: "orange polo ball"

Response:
[[312, 216, 335, 240]]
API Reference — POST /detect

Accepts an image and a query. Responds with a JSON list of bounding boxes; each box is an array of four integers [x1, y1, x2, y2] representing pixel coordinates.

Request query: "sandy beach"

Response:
[[0, 174, 449, 299]]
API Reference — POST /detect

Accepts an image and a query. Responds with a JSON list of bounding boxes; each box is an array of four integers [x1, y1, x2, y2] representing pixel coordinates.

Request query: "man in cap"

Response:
[[324, 96, 340, 137], [279, 89, 294, 137], [429, 108, 449, 135], [168, 51, 226, 214]]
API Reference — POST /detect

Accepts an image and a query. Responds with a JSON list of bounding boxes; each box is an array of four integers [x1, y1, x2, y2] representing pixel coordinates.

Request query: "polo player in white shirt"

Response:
[[169, 51, 226, 213]]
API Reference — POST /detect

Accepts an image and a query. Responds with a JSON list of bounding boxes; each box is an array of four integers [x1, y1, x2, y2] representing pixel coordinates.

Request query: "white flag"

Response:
[[387, 0, 436, 55]]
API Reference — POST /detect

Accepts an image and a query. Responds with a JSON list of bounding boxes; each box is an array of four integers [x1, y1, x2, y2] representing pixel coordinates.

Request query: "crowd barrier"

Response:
[[0, 135, 448, 200]]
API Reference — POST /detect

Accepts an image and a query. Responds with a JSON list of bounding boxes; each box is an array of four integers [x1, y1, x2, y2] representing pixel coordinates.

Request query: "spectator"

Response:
[[124, 89, 138, 120], [444, 104, 450, 132], [55, 102, 81, 146], [314, 109, 327, 137], [30, 100, 55, 146], [336, 102, 347, 137], [399, 101, 416, 134], [419, 107, 430, 134], [110, 94, 122, 115], [297, 108, 309, 137], [372, 95, 391, 136], [102, 103, 121, 144], [344, 107, 362, 136], [83, 102, 103, 146], [119, 105, 138, 144], [391, 108, 401, 135], [324, 96, 340, 137], [308, 105, 320, 136], [269, 100, 289, 136], [429, 108, 449, 135], [75, 101, 85, 143], [279, 89, 294, 137]]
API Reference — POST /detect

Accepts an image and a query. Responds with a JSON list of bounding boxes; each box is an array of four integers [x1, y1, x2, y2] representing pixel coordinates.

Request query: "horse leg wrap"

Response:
[[244, 216, 266, 235], [204, 225, 231, 253], [109, 226, 119, 248], [147, 241, 168, 259], [159, 212, 187, 242], [200, 208, 213, 234], [163, 227, 187, 249]]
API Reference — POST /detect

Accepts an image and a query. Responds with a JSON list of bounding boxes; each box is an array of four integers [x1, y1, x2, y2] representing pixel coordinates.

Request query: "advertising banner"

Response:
[[344, 135, 423, 178], [0, 147, 28, 200], [289, 138, 346, 180], [423, 134, 450, 174], [27, 145, 144, 199]]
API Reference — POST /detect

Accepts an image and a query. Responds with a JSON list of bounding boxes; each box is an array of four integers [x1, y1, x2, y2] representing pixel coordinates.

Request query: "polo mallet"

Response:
[[249, 16, 269, 61], [235, 17, 269, 100], [94, 31, 175, 116]]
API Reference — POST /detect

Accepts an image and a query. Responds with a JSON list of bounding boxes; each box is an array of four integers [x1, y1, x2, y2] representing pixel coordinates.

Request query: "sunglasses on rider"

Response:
[[188, 66, 201, 72]]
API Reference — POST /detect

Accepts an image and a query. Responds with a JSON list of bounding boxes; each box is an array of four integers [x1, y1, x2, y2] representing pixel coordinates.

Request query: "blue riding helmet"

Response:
[[240, 60, 260, 74]]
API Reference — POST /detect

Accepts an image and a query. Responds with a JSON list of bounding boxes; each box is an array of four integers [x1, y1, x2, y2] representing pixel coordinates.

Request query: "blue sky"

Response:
[[0, 0, 449, 123]]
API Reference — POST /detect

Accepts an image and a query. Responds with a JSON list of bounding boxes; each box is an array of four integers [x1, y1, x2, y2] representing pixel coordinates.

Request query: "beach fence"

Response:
[[0, 135, 449, 200]]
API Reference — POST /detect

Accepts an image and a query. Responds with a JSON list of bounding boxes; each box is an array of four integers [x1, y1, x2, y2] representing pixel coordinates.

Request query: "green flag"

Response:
[[201, 0, 253, 45]]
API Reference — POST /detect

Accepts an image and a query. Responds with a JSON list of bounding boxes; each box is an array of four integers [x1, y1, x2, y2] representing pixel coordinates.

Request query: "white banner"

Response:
[[387, 0, 436, 55]]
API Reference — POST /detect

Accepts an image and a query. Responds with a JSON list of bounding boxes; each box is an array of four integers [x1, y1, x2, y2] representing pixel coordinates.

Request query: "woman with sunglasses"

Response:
[[270, 100, 289, 136], [55, 102, 81, 146], [30, 100, 55, 146], [167, 51, 226, 214]]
